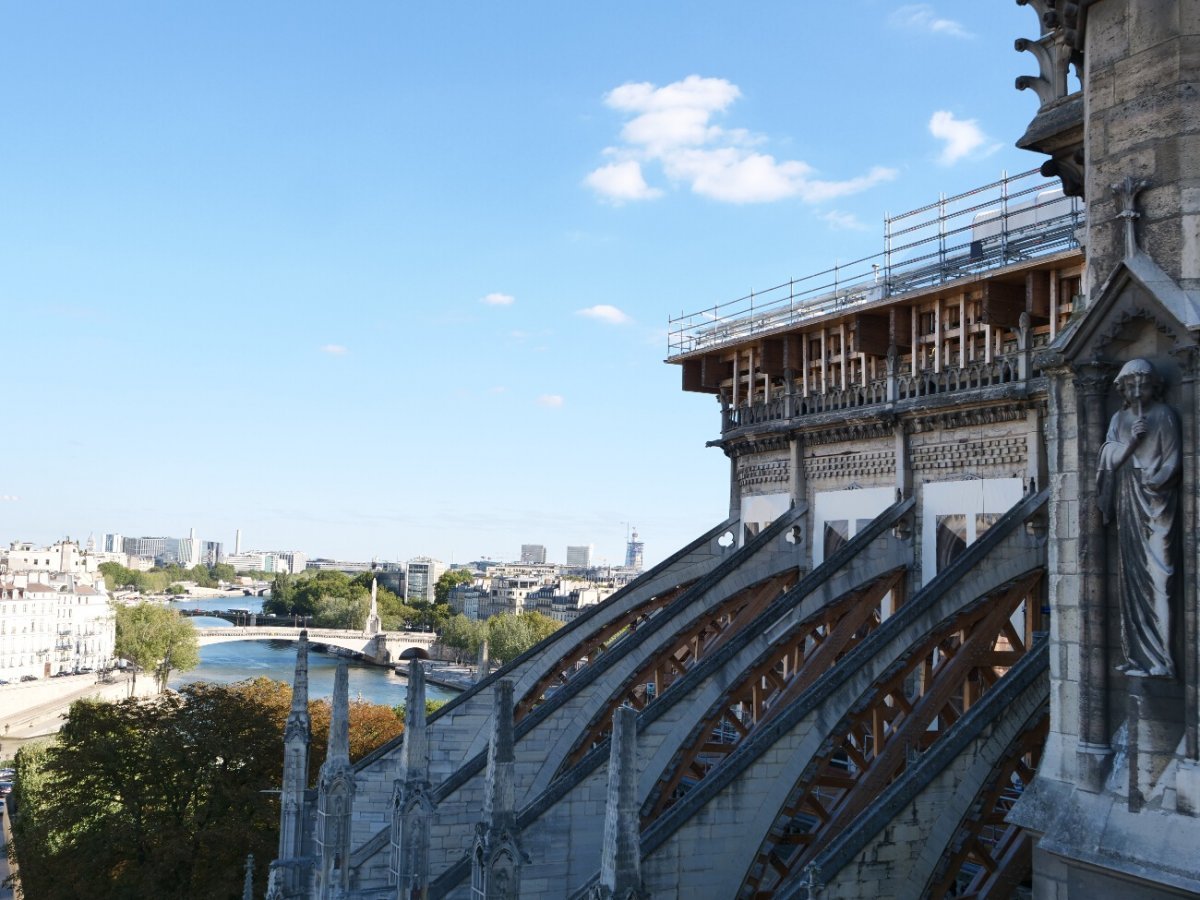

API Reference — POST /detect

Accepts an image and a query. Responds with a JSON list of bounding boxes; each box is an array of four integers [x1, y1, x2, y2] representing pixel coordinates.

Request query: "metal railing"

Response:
[[667, 169, 1083, 358]]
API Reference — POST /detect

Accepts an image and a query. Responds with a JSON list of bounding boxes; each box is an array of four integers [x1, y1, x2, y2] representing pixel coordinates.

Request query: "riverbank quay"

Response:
[[0, 673, 158, 748]]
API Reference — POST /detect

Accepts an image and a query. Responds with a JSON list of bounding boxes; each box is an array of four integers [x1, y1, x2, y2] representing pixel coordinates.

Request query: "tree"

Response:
[[265, 570, 370, 627], [8, 679, 405, 900], [99, 560, 141, 591], [485, 611, 563, 664], [210, 562, 237, 583], [264, 570, 294, 616], [312, 592, 369, 630], [113, 602, 200, 692], [394, 698, 448, 723], [524, 610, 562, 646], [350, 575, 419, 630], [441, 614, 487, 662], [435, 568, 476, 604], [186, 564, 216, 588]]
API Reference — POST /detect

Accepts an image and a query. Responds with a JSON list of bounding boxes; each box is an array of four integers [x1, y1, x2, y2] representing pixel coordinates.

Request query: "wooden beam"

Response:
[[851, 314, 891, 357], [981, 281, 1025, 328], [1026, 270, 1051, 322], [683, 358, 719, 394], [759, 337, 786, 376], [890, 306, 912, 349], [701, 354, 732, 390], [782, 333, 803, 372]]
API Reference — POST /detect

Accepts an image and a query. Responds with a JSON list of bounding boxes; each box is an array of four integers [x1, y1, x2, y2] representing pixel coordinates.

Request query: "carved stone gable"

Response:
[[1042, 251, 1200, 371]]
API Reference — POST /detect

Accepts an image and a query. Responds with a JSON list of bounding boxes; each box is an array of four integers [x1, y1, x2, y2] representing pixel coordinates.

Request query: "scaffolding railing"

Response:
[[666, 168, 1083, 358]]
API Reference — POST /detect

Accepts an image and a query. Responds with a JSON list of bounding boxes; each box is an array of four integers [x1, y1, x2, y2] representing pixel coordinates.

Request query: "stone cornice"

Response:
[[904, 399, 1042, 434], [724, 435, 791, 458]]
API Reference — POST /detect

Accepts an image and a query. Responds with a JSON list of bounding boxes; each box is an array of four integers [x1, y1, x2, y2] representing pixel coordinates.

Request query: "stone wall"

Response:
[[1083, 3, 1200, 296]]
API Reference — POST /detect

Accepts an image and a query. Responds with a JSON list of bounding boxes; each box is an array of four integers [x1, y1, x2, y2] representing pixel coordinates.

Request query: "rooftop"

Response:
[[666, 168, 1083, 360]]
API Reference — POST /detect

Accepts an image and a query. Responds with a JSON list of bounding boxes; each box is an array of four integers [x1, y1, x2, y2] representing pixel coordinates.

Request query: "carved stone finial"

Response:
[[242, 854, 255, 900], [1111, 176, 1152, 258]]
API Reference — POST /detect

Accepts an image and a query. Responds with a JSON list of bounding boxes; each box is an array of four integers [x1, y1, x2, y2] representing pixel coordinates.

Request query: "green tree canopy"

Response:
[[210, 562, 237, 583], [113, 602, 200, 692], [435, 568, 476, 605], [349, 574, 420, 630], [485, 611, 563, 664], [100, 562, 240, 596], [265, 570, 294, 615], [9, 679, 405, 900], [441, 614, 488, 662]]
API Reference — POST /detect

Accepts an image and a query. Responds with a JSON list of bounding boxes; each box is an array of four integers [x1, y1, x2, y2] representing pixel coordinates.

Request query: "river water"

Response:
[[166, 596, 457, 706]]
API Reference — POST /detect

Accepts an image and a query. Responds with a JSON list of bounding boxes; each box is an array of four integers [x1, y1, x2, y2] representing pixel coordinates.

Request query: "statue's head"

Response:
[[1115, 357, 1162, 406]]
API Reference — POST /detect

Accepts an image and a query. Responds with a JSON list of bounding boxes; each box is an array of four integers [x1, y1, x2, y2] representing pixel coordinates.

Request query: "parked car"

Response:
[[0, 782, 15, 795], [0, 769, 16, 780], [20, 675, 37, 682]]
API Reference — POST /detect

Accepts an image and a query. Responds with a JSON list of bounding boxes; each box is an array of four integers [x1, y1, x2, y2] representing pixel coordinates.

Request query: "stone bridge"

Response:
[[195, 627, 436, 667]]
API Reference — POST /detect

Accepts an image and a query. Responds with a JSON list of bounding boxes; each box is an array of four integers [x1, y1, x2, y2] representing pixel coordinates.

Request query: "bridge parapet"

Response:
[[194, 627, 436, 665]]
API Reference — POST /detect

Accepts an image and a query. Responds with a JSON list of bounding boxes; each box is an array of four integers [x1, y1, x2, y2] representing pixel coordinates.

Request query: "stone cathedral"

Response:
[[263, 2, 1200, 897]]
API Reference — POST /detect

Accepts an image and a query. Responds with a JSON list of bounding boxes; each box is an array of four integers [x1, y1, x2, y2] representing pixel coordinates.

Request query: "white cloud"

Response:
[[537, 394, 565, 408], [929, 110, 995, 165], [320, 344, 348, 355], [821, 210, 869, 231], [481, 292, 515, 306], [586, 75, 896, 205], [578, 304, 632, 325], [889, 4, 972, 39], [584, 161, 662, 203], [488, 386, 507, 395], [0, 495, 18, 502], [605, 75, 741, 116]]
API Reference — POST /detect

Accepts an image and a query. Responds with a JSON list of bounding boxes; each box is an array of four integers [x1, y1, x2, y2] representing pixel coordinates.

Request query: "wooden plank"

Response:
[[782, 333, 803, 372], [1026, 270, 1051, 322], [890, 306, 912, 348], [980, 281, 1026, 328], [701, 354, 733, 389], [758, 337, 785, 376], [851, 314, 890, 356], [683, 358, 721, 394]]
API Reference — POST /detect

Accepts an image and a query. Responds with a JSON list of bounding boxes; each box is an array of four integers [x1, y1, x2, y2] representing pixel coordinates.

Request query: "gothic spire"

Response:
[[316, 661, 355, 899], [400, 659, 429, 781], [327, 660, 350, 767], [286, 630, 310, 733], [596, 706, 647, 899]]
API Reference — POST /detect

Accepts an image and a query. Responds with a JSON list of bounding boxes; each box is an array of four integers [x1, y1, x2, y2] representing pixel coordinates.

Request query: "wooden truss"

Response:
[[642, 568, 907, 823], [927, 709, 1048, 899], [558, 569, 800, 773], [738, 568, 1046, 898], [513, 583, 694, 724]]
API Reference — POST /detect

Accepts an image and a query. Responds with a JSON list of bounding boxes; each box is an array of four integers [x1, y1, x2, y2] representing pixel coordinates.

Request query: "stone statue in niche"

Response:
[[1096, 358, 1181, 678]]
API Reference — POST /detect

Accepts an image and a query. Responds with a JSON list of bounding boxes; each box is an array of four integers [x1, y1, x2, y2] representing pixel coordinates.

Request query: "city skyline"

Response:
[[0, 3, 1048, 568], [9, 528, 634, 570]]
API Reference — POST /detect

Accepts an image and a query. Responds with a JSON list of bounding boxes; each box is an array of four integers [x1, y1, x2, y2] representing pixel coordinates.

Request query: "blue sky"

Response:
[[1, 2, 1052, 567]]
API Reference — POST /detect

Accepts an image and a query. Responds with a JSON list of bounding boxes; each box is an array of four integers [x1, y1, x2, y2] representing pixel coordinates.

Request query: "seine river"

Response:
[[166, 596, 457, 706]]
